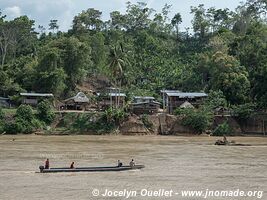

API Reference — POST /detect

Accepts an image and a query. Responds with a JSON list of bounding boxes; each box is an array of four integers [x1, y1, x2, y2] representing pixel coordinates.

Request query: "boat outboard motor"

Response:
[[39, 165, 44, 173]]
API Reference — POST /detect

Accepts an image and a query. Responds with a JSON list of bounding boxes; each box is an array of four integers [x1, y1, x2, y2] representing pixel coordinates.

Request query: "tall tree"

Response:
[[108, 44, 125, 84], [171, 13, 182, 40], [61, 37, 92, 90], [38, 25, 46, 34], [210, 52, 250, 104], [191, 4, 210, 38], [48, 19, 59, 33], [72, 8, 103, 33], [124, 1, 154, 31], [35, 47, 66, 96], [207, 8, 235, 32], [108, 43, 127, 107], [110, 11, 126, 30], [90, 32, 107, 73], [0, 16, 36, 68], [0, 20, 14, 68]]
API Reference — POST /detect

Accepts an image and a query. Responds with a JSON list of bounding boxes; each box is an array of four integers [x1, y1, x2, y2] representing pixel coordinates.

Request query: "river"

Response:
[[0, 135, 266, 200]]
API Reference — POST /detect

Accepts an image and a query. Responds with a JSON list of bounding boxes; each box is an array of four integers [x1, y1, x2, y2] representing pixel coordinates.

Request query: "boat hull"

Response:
[[39, 165, 145, 173]]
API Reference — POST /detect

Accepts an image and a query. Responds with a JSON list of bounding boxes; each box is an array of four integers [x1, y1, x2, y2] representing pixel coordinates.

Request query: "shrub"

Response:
[[103, 108, 127, 126], [4, 121, 24, 134], [0, 107, 4, 119], [71, 113, 115, 134], [67, 109, 128, 134], [213, 121, 232, 136], [71, 113, 91, 133], [32, 118, 45, 130], [37, 100, 55, 124], [176, 107, 213, 134], [141, 114, 153, 130], [62, 113, 78, 129], [174, 107, 187, 115], [204, 90, 227, 109], [4, 105, 43, 134], [5, 118, 43, 134], [15, 118, 34, 134], [233, 103, 256, 120], [16, 105, 34, 121], [0, 121, 4, 134]]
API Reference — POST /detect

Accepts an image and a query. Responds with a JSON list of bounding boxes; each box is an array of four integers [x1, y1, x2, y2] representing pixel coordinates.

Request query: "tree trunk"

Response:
[[176, 25, 179, 41], [1, 43, 8, 68]]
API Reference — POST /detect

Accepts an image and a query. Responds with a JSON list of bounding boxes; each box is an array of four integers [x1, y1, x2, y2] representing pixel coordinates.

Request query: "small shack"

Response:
[[161, 90, 208, 114], [131, 96, 161, 115], [97, 87, 126, 110], [63, 92, 90, 110], [20, 93, 54, 106]]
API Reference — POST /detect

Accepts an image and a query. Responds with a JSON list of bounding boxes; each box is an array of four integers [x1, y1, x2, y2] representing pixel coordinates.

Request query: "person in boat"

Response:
[[70, 162, 75, 169], [118, 160, 123, 167], [223, 135, 229, 145], [45, 158, 49, 169], [129, 159, 135, 167]]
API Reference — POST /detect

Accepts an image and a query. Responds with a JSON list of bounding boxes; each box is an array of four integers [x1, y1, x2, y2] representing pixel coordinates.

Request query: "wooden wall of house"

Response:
[[132, 104, 159, 115]]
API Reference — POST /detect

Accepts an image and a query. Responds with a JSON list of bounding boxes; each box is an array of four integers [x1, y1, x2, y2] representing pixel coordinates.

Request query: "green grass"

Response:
[[2, 108, 17, 116], [2, 108, 37, 116]]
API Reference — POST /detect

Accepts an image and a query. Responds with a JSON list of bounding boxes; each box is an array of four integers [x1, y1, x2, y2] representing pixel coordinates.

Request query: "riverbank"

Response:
[[1, 106, 267, 136], [39, 113, 267, 136]]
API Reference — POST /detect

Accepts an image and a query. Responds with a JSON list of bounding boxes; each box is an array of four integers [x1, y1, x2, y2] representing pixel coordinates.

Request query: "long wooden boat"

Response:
[[215, 140, 251, 146], [39, 165, 145, 173]]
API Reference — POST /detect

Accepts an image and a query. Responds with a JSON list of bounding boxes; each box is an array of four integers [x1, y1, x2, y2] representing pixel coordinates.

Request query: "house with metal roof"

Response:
[[97, 87, 126, 110], [161, 90, 208, 114], [131, 96, 161, 115], [20, 93, 54, 106]]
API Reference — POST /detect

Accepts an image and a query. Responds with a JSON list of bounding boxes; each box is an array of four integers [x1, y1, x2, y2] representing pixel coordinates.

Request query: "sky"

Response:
[[0, 0, 242, 32]]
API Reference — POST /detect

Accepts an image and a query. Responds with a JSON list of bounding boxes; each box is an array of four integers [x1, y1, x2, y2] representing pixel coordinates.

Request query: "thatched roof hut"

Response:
[[64, 92, 89, 104], [180, 101, 194, 109], [63, 92, 89, 110]]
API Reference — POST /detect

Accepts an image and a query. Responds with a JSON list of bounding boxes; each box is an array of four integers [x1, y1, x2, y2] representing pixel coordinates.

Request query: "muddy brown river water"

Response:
[[0, 135, 266, 200]]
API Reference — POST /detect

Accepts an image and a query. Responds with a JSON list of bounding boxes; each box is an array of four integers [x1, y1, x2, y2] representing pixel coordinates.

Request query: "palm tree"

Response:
[[108, 43, 126, 108]]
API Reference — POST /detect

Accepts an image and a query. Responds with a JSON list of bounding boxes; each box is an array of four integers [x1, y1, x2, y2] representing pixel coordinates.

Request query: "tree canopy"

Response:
[[0, 0, 267, 108]]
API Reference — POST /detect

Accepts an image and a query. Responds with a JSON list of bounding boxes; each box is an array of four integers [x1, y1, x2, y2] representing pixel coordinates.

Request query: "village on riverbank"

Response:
[[0, 1, 267, 137], [1, 86, 266, 136]]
